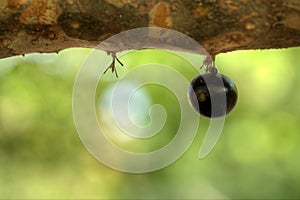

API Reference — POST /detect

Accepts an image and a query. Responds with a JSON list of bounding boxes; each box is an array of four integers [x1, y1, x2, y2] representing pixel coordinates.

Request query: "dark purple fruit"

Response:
[[188, 73, 238, 118]]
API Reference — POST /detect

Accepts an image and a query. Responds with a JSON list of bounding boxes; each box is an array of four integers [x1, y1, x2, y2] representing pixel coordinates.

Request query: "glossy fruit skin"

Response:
[[188, 73, 238, 118]]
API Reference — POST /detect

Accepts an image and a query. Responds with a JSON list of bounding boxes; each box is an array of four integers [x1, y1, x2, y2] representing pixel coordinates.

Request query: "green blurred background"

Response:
[[0, 47, 300, 199]]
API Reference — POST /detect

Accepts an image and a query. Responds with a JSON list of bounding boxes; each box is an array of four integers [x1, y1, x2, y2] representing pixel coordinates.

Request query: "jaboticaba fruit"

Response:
[[188, 73, 238, 118]]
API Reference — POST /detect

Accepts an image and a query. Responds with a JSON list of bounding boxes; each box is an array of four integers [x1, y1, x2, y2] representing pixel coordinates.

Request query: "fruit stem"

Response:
[[103, 51, 124, 78], [201, 56, 218, 74]]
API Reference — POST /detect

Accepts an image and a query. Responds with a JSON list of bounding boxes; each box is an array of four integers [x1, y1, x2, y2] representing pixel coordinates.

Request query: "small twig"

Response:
[[103, 52, 124, 78]]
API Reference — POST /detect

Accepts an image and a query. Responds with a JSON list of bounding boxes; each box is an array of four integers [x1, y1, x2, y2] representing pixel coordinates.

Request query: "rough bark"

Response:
[[0, 0, 300, 59]]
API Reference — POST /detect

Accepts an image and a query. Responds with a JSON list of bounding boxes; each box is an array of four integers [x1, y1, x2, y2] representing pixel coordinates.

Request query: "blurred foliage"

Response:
[[0, 46, 300, 199]]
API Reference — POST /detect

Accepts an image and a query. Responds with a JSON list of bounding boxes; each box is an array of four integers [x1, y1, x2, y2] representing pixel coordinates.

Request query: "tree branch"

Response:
[[0, 0, 300, 59]]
